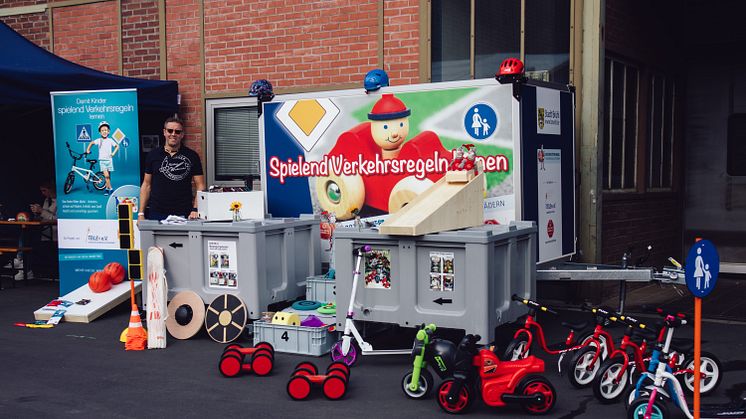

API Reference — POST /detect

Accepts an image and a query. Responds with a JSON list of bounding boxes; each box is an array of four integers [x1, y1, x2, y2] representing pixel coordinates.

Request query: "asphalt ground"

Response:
[[1, 280, 745, 419]]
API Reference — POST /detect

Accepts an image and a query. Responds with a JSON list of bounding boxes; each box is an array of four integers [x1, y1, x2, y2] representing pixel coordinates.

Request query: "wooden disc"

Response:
[[388, 176, 434, 213], [315, 172, 365, 220], [165, 291, 205, 340], [204, 294, 247, 343]]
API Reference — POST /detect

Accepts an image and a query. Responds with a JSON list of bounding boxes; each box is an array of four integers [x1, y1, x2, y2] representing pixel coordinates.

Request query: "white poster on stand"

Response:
[[537, 147, 563, 260]]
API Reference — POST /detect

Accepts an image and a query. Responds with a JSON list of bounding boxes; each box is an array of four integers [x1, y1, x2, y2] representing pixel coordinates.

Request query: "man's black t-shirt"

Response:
[[144, 146, 203, 216]]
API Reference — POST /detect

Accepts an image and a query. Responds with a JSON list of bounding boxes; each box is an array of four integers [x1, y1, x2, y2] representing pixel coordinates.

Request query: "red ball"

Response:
[[88, 271, 112, 293], [103, 262, 126, 285]]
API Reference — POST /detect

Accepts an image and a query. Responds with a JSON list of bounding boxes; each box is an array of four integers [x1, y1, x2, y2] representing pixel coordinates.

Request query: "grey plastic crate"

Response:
[[138, 215, 321, 320], [333, 221, 537, 344], [306, 275, 336, 303], [253, 320, 336, 356]]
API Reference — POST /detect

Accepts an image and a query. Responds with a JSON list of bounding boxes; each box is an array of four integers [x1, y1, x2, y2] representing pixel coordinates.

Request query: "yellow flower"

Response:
[[230, 201, 242, 211]]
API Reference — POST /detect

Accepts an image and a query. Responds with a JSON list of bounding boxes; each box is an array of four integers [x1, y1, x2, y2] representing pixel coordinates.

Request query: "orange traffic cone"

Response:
[[125, 278, 147, 351]]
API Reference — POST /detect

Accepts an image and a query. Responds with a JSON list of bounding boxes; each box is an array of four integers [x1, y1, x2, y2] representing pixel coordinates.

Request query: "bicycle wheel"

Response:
[[594, 355, 629, 403], [503, 336, 530, 361], [628, 396, 668, 419], [401, 369, 434, 399], [680, 351, 722, 395], [64, 172, 75, 194], [568, 346, 601, 388], [92, 171, 107, 190]]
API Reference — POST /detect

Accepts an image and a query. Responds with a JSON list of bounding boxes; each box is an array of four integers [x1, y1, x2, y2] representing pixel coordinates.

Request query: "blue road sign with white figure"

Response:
[[463, 103, 497, 140], [685, 240, 719, 298]]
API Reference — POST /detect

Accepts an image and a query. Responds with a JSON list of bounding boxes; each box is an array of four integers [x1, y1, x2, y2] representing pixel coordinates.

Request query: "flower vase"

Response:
[[232, 210, 241, 222]]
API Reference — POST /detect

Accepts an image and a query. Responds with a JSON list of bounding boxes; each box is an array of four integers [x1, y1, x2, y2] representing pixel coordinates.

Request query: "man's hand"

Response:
[[188, 210, 199, 220]]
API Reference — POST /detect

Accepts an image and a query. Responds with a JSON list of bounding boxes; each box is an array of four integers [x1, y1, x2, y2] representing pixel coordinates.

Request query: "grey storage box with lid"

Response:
[[138, 215, 321, 319], [333, 221, 536, 343]]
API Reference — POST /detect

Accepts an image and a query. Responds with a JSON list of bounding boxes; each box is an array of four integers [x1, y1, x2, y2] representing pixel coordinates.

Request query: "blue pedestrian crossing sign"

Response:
[[76, 124, 92, 143], [463, 103, 497, 140], [685, 240, 719, 298]]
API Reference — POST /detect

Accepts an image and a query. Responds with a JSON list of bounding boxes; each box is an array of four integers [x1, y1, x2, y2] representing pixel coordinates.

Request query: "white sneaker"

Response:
[[13, 258, 23, 269], [15, 270, 33, 280]]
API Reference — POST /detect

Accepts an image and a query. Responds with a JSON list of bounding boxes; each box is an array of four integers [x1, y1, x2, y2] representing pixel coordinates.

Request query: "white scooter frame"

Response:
[[329, 245, 410, 366]]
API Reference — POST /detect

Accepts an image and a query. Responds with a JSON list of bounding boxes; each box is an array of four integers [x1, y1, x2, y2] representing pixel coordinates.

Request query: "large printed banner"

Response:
[[51, 89, 141, 294], [261, 82, 520, 231]]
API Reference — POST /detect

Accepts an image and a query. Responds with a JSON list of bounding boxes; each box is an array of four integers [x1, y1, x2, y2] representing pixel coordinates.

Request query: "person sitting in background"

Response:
[[9, 181, 58, 280], [30, 181, 57, 240]]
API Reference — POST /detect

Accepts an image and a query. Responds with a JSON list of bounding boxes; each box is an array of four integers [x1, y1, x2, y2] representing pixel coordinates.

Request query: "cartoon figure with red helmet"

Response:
[[315, 94, 451, 220]]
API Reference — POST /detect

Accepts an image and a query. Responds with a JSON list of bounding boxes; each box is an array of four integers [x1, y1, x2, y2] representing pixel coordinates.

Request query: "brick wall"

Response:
[[382, 0, 420, 84], [1, 11, 50, 51], [53, 2, 120, 74], [121, 0, 160, 79], [165, 0, 204, 159], [602, 0, 685, 265], [203, 0, 381, 94]]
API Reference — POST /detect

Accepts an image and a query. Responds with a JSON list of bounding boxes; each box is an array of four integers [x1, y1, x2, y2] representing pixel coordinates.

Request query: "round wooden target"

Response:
[[204, 294, 247, 343]]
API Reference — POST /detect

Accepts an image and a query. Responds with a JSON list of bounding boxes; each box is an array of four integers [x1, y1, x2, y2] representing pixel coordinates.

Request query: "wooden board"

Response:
[[34, 281, 142, 323], [379, 171, 485, 236]]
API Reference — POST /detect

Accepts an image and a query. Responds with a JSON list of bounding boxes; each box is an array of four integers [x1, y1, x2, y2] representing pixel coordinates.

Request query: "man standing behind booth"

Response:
[[138, 116, 205, 221]]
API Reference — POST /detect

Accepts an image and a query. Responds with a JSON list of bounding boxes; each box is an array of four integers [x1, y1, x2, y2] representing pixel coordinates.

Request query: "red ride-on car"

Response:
[[218, 342, 275, 377], [287, 361, 351, 401]]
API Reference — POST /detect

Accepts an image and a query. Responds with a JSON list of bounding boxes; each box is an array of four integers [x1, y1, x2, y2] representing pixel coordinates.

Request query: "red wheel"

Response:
[[287, 375, 312, 400], [219, 353, 243, 377], [292, 368, 315, 377], [327, 369, 348, 381], [222, 348, 244, 361], [253, 347, 274, 360], [251, 353, 273, 376], [519, 375, 556, 415], [326, 362, 351, 379], [255, 341, 274, 355], [322, 375, 347, 400], [222, 343, 242, 354], [294, 362, 318, 375], [437, 379, 472, 414]]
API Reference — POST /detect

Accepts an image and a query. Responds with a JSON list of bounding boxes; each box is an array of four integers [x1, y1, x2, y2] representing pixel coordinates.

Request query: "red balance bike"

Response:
[[505, 295, 616, 388], [437, 334, 556, 415]]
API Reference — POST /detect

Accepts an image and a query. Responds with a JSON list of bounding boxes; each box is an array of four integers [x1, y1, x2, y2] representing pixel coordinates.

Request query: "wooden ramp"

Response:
[[379, 170, 485, 236], [34, 280, 142, 323]]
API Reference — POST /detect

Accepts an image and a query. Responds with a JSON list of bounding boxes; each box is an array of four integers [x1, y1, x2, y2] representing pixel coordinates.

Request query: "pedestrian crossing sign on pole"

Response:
[[685, 239, 719, 298]]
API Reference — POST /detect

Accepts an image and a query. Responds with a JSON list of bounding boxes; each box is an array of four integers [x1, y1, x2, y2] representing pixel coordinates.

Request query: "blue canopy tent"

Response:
[[0, 22, 178, 113], [0, 21, 178, 112], [0, 22, 178, 273]]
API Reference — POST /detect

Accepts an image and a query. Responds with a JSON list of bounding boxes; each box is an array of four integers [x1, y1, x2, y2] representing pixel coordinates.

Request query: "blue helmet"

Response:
[[364, 69, 389, 93], [249, 79, 275, 102]]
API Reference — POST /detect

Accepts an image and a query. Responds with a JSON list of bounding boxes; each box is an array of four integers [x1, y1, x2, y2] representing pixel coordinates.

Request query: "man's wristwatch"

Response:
[[191, 207, 198, 212], [138, 212, 145, 216]]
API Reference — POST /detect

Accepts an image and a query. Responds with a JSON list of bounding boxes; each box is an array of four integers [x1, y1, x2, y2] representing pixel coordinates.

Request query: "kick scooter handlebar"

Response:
[[511, 294, 558, 315], [354, 245, 372, 255]]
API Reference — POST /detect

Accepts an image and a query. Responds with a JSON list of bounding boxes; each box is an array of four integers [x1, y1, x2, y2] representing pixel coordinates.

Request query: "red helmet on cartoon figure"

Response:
[[496, 58, 525, 84]]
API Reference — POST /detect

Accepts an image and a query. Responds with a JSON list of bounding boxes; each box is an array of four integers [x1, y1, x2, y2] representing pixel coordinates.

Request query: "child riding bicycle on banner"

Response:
[[86, 121, 119, 195]]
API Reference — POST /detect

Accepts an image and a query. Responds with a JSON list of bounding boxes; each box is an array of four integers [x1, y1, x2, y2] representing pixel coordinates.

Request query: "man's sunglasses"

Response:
[[165, 128, 183, 135]]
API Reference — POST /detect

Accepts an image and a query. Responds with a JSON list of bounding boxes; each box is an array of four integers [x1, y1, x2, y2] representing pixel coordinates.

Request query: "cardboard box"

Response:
[[197, 191, 264, 221]]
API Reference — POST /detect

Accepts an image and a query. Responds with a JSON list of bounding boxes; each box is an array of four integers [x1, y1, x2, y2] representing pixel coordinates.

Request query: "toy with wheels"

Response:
[[286, 361, 350, 401], [218, 342, 275, 377], [424, 333, 556, 415]]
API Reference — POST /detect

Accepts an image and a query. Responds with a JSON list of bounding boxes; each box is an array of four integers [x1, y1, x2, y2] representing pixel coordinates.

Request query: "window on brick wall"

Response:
[[206, 98, 261, 186], [431, 0, 569, 83], [647, 73, 675, 189], [603, 57, 639, 191]]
